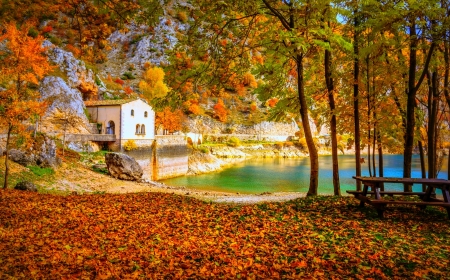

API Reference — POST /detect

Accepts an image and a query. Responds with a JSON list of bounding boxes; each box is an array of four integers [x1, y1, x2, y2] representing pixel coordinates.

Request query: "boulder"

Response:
[[14, 181, 38, 192], [7, 137, 61, 168], [8, 149, 35, 166], [105, 153, 143, 181]]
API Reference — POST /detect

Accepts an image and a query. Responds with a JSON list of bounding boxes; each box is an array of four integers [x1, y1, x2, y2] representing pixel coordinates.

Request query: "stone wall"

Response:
[[153, 135, 189, 180], [124, 146, 154, 180]]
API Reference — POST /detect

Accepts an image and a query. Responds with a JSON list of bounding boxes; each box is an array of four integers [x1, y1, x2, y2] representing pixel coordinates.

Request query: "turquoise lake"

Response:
[[160, 155, 449, 195]]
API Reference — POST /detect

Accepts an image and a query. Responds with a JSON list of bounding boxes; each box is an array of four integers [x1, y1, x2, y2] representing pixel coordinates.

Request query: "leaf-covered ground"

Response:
[[1, 190, 449, 279]]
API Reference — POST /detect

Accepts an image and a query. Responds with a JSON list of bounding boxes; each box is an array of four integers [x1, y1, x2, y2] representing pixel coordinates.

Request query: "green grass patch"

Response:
[[28, 166, 55, 176]]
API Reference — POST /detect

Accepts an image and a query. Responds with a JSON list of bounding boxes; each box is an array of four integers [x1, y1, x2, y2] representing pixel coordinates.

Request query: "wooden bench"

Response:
[[347, 176, 450, 218]]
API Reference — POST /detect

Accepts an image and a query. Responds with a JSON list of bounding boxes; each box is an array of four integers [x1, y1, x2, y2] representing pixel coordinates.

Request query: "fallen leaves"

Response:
[[0, 190, 449, 279]]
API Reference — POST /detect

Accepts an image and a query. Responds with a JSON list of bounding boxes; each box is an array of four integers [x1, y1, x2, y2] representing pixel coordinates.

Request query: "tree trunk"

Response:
[[372, 125, 377, 177], [366, 56, 372, 177], [297, 54, 319, 196], [377, 127, 384, 191], [403, 21, 417, 191], [353, 7, 361, 190], [428, 71, 439, 179], [403, 21, 435, 191], [418, 140, 427, 191], [3, 125, 12, 189], [325, 45, 340, 196], [63, 120, 67, 157]]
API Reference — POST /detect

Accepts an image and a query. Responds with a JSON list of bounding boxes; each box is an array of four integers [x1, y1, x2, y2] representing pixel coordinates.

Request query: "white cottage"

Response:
[[84, 98, 155, 151]]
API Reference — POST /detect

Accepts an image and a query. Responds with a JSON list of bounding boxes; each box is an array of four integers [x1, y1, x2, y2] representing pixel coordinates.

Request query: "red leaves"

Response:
[[0, 190, 449, 279]]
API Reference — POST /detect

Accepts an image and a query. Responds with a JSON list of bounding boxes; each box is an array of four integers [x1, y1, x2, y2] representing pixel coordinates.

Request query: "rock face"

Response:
[[14, 181, 38, 192], [187, 150, 225, 175], [8, 137, 61, 168], [8, 149, 35, 166], [39, 76, 91, 134], [105, 153, 143, 181]]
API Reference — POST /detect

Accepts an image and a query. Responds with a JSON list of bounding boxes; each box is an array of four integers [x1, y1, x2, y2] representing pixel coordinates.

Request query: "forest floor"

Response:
[[1, 188, 449, 279]]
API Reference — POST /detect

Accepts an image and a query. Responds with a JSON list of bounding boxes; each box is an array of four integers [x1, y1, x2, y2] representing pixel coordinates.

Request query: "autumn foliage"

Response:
[[0, 190, 449, 279], [0, 22, 53, 188], [139, 66, 170, 100], [155, 107, 184, 134], [213, 99, 228, 122]]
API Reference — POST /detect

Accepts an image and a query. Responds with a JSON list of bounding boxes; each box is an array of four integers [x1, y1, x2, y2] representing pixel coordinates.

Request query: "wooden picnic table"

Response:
[[347, 176, 450, 218]]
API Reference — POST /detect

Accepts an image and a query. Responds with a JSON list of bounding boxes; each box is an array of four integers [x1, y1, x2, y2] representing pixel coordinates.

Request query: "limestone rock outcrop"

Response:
[[39, 76, 91, 134], [187, 150, 225, 175], [8, 137, 61, 168], [105, 153, 143, 181]]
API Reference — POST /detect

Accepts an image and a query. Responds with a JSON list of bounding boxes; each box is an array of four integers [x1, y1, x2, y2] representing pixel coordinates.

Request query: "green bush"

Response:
[[227, 137, 241, 147], [197, 146, 210, 154], [121, 72, 136, 80], [28, 166, 54, 177], [28, 28, 39, 38]]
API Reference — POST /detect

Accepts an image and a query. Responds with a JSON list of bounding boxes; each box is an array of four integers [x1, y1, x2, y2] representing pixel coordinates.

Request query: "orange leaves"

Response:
[[155, 107, 184, 133], [0, 22, 52, 134], [183, 99, 204, 115], [266, 97, 279, 108], [242, 72, 258, 88], [0, 191, 450, 279], [213, 98, 229, 122]]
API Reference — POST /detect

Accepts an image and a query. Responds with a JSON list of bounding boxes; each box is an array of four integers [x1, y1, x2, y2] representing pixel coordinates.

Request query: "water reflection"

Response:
[[161, 155, 449, 195]]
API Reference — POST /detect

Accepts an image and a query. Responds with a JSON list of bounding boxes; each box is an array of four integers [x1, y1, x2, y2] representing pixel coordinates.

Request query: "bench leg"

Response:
[[359, 184, 369, 207], [376, 208, 384, 218]]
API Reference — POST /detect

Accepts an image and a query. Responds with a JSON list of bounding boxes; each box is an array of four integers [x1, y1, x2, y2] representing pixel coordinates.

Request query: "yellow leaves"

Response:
[[139, 66, 170, 100]]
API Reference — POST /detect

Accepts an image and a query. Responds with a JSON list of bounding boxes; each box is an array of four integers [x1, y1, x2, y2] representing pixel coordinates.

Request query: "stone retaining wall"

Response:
[[153, 135, 189, 180]]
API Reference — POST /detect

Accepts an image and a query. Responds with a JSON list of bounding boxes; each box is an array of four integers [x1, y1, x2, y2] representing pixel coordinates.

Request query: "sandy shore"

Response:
[[36, 162, 305, 204]]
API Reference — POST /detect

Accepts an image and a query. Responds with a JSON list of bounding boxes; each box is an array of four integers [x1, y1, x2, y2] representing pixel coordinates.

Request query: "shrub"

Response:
[[285, 141, 294, 147], [227, 136, 241, 147], [198, 146, 210, 154], [299, 137, 307, 149], [176, 11, 189, 23], [114, 78, 125, 85], [28, 27, 39, 38], [123, 140, 138, 151], [275, 142, 284, 149], [121, 72, 136, 80]]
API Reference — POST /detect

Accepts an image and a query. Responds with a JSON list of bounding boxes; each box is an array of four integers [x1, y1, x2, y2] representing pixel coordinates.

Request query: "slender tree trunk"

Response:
[[353, 7, 361, 190], [63, 120, 68, 157], [372, 125, 377, 177], [444, 41, 450, 179], [297, 54, 319, 196], [377, 127, 384, 191], [366, 56, 372, 177], [403, 21, 435, 190], [325, 43, 340, 196], [3, 125, 12, 189], [403, 21, 417, 191], [418, 141, 427, 191], [428, 71, 439, 178]]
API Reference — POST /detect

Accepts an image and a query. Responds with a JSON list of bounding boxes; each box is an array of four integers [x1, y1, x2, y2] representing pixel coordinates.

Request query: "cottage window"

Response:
[[144, 111, 148, 117], [141, 124, 146, 135], [135, 124, 140, 134], [131, 109, 134, 116]]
